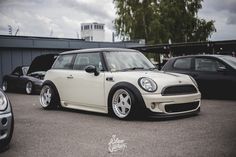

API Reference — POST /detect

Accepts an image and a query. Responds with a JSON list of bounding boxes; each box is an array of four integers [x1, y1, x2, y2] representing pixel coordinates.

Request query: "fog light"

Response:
[[151, 103, 156, 109], [1, 118, 7, 126]]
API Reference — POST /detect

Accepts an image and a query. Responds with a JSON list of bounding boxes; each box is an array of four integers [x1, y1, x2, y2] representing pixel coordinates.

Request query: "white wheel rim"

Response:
[[26, 82, 32, 94], [40, 85, 52, 107], [112, 89, 131, 118], [2, 81, 7, 91]]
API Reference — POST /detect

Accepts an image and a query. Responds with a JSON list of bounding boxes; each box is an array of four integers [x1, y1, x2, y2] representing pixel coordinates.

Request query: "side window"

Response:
[[73, 53, 103, 71], [12, 67, 23, 76], [53, 55, 74, 69], [173, 58, 192, 70], [195, 58, 226, 72], [22, 67, 29, 75]]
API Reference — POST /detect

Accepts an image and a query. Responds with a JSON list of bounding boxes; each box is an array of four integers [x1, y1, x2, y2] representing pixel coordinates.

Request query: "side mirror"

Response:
[[85, 65, 99, 76]]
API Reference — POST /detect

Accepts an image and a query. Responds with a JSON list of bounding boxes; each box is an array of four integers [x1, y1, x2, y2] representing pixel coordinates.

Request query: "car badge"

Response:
[[179, 80, 182, 83]]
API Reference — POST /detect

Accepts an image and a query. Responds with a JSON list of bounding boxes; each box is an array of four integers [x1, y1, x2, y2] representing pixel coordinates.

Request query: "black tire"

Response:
[[0, 113, 14, 152], [108, 88, 137, 120], [40, 85, 60, 110]]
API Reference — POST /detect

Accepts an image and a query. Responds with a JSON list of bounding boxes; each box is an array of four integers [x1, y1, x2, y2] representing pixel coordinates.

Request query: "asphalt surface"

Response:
[[1, 93, 236, 157]]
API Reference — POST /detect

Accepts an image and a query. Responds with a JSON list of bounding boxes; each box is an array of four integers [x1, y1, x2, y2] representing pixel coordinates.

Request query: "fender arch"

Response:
[[108, 82, 147, 115]]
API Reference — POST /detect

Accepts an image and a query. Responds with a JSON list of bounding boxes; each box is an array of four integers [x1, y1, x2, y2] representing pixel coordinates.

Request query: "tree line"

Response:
[[114, 0, 216, 44]]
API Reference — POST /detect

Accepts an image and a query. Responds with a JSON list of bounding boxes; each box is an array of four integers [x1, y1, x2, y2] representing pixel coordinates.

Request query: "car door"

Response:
[[192, 57, 232, 96], [62, 52, 105, 110]]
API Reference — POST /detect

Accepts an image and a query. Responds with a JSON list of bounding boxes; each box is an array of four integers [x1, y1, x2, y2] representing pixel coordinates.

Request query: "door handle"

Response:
[[67, 75, 74, 79]]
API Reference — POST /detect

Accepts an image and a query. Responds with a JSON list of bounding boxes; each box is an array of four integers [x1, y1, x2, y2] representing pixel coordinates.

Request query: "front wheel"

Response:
[[25, 81, 33, 94], [110, 88, 136, 119], [2, 80, 8, 92], [40, 85, 59, 109]]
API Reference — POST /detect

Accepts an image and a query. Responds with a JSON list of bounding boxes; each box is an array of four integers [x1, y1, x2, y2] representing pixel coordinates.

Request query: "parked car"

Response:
[[162, 55, 236, 98], [0, 88, 14, 152], [39, 48, 201, 119], [2, 54, 57, 94]]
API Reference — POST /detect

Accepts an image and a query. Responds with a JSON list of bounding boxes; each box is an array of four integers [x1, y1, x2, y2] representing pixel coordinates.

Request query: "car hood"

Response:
[[111, 70, 194, 93], [27, 54, 57, 74]]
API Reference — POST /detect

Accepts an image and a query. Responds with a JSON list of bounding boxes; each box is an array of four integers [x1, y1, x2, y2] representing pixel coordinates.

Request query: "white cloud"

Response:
[[199, 0, 236, 41]]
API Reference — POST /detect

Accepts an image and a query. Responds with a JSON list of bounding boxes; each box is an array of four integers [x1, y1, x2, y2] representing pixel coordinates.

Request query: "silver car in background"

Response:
[[0, 88, 14, 152]]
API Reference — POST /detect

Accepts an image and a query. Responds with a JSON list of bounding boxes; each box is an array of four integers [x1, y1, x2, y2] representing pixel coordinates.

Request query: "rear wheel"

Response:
[[2, 80, 8, 92], [40, 85, 59, 109], [111, 88, 136, 119], [26, 81, 33, 94]]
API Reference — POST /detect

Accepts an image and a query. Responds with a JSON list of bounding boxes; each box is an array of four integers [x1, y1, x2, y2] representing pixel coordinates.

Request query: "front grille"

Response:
[[165, 101, 199, 113], [162, 85, 197, 96]]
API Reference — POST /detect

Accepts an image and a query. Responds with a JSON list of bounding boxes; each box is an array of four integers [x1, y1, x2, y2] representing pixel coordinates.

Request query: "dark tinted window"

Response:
[[173, 58, 192, 70], [195, 58, 226, 72], [73, 53, 103, 71], [53, 55, 74, 69], [220, 56, 236, 69], [12, 67, 23, 76]]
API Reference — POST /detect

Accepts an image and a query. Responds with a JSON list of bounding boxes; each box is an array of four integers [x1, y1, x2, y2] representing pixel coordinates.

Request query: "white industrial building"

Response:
[[81, 22, 105, 42]]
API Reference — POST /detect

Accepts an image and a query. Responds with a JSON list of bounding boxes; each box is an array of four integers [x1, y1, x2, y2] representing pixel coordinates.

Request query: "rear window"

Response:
[[173, 58, 192, 70], [53, 54, 74, 69]]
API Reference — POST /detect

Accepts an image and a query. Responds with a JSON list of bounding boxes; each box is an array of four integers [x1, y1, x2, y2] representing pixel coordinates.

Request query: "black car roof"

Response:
[[60, 48, 138, 55], [169, 54, 229, 60]]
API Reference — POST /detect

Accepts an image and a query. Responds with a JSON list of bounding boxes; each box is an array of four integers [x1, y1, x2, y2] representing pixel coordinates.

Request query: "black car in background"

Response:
[[162, 55, 236, 99], [2, 54, 57, 94]]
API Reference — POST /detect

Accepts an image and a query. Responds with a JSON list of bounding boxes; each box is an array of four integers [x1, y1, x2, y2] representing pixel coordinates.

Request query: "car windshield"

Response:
[[220, 56, 236, 69], [104, 51, 155, 72], [22, 66, 29, 75]]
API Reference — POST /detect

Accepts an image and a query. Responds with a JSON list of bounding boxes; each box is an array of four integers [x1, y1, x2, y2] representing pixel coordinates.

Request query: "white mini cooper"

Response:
[[40, 48, 201, 119]]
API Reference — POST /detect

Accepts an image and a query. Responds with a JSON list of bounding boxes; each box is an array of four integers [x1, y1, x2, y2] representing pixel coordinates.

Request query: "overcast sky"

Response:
[[0, 0, 235, 42]]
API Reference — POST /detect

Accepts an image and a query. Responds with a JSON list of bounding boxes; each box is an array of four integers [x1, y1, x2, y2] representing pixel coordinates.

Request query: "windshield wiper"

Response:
[[120, 67, 144, 71]]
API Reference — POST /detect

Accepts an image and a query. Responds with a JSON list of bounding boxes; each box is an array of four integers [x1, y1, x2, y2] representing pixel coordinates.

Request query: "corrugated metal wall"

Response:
[[0, 48, 66, 84], [0, 35, 144, 85]]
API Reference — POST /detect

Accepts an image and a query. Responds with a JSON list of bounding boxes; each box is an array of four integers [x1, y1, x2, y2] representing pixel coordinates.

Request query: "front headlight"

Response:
[[0, 91, 8, 111], [189, 76, 198, 88], [138, 77, 157, 92]]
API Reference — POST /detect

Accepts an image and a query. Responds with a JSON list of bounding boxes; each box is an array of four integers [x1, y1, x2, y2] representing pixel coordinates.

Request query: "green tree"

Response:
[[114, 0, 216, 44]]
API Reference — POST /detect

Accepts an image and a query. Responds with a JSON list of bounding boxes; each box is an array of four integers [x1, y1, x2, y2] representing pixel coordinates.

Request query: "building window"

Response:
[[84, 25, 90, 30]]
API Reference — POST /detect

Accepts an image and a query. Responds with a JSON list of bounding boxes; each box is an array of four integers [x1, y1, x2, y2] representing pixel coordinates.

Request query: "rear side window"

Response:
[[73, 53, 103, 71], [53, 54, 74, 69], [12, 67, 23, 76], [173, 58, 192, 70]]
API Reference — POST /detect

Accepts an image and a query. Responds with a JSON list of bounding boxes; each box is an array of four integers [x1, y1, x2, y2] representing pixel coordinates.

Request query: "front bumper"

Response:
[[0, 112, 13, 141], [142, 92, 201, 117]]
